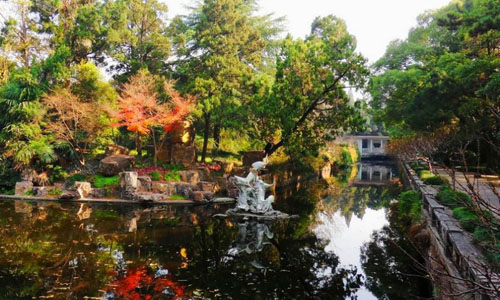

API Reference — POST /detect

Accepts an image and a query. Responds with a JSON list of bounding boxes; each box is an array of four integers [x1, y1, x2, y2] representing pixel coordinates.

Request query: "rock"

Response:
[[119, 171, 139, 199], [74, 181, 92, 198], [193, 191, 204, 202], [152, 182, 170, 193], [193, 191, 214, 202], [21, 169, 38, 182], [171, 143, 197, 167], [231, 166, 249, 177], [197, 167, 212, 181], [321, 164, 332, 180], [59, 190, 79, 200], [179, 170, 200, 185], [99, 155, 135, 176], [168, 120, 193, 144], [242, 150, 265, 167], [164, 182, 178, 196], [138, 176, 152, 191], [105, 144, 130, 156], [91, 188, 107, 198], [198, 181, 216, 192], [15, 181, 33, 196], [221, 162, 234, 173], [175, 182, 194, 198], [133, 192, 168, 202]]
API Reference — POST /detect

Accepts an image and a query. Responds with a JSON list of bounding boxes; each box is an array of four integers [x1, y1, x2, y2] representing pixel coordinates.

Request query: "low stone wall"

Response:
[[401, 161, 499, 299]]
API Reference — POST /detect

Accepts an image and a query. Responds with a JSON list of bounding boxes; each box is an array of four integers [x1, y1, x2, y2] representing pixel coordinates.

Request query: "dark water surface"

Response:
[[0, 162, 432, 299]]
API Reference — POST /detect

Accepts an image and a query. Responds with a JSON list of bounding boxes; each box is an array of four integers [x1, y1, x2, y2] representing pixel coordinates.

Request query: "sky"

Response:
[[164, 0, 452, 64]]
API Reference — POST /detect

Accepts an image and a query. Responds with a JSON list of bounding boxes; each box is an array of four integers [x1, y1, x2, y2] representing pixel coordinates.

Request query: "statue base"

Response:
[[214, 208, 297, 221]]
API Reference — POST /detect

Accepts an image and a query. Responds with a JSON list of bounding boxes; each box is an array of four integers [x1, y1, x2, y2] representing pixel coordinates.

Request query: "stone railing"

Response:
[[401, 162, 499, 300]]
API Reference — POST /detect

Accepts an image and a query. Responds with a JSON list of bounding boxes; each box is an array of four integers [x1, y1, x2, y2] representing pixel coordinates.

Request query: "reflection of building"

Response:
[[354, 163, 396, 186], [338, 135, 390, 159]]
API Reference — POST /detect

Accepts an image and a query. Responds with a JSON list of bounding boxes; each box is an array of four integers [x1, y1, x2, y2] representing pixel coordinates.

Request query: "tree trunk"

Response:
[[213, 121, 221, 150], [136, 132, 142, 156], [265, 140, 284, 156], [201, 112, 211, 163]]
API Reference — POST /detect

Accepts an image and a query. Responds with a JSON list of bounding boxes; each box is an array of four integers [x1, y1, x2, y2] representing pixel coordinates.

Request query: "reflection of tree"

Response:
[[175, 217, 363, 299], [323, 182, 401, 226], [0, 201, 120, 299], [107, 266, 185, 300], [359, 204, 432, 299]]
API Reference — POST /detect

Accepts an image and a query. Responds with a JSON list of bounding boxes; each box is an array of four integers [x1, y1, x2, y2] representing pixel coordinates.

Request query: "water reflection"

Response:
[[0, 161, 431, 299]]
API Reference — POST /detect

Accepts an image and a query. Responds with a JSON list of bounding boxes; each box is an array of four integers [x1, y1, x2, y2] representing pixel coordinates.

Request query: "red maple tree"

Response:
[[113, 70, 195, 166]]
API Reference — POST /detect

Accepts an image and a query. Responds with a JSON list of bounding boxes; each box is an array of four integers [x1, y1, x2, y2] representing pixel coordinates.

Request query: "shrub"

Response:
[[164, 171, 181, 182], [68, 173, 86, 185], [23, 189, 35, 196], [50, 166, 68, 183], [399, 190, 422, 221], [150, 171, 162, 181], [437, 187, 472, 207], [93, 175, 119, 188], [418, 170, 434, 180], [423, 175, 449, 186], [452, 207, 479, 232]]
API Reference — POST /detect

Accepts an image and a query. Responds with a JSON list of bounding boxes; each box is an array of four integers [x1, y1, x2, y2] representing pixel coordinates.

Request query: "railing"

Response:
[[402, 162, 499, 300]]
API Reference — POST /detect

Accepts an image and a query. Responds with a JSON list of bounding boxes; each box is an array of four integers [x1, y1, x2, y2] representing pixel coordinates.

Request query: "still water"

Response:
[[0, 162, 431, 299]]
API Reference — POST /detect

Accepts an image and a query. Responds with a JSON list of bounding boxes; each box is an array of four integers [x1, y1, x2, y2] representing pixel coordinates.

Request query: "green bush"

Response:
[[409, 161, 429, 172], [164, 171, 181, 182], [340, 147, 353, 167], [50, 166, 68, 183], [399, 190, 422, 221], [93, 175, 119, 188], [150, 171, 162, 181], [437, 187, 472, 207], [23, 189, 35, 196], [423, 175, 449, 186], [418, 169, 434, 180], [452, 207, 479, 232], [68, 173, 86, 185]]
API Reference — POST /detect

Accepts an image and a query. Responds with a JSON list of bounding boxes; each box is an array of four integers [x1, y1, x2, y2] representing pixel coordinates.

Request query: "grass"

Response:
[[93, 175, 119, 188], [398, 190, 422, 221], [169, 194, 186, 200], [417, 169, 449, 186]]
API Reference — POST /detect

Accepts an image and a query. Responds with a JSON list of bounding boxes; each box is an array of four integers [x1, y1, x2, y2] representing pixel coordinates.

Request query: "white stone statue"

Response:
[[231, 158, 275, 214]]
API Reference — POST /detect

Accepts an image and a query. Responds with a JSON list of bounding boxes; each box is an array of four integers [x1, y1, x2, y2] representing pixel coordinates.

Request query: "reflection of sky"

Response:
[[313, 208, 388, 300]]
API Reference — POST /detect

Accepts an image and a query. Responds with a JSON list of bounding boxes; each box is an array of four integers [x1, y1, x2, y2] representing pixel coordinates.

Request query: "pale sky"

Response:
[[165, 0, 452, 64]]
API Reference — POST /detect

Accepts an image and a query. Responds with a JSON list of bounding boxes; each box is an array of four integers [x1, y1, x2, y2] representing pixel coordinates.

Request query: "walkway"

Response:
[[434, 167, 500, 212]]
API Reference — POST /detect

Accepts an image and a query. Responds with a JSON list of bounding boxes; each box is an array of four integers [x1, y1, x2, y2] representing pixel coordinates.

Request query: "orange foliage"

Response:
[[113, 70, 195, 136], [109, 266, 186, 300]]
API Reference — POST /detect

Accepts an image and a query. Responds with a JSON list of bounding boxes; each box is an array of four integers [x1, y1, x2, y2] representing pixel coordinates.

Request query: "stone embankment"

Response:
[[401, 162, 499, 300]]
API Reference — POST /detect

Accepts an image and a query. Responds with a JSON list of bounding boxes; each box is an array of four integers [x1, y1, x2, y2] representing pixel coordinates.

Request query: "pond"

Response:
[[0, 161, 432, 300]]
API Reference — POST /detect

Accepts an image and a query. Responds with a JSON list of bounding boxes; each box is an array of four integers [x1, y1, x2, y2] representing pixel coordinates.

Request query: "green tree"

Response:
[[104, 0, 171, 81], [172, 0, 268, 162], [261, 16, 368, 156]]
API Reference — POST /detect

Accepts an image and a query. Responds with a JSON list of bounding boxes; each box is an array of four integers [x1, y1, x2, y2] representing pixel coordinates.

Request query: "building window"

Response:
[[362, 139, 368, 148], [373, 140, 381, 148]]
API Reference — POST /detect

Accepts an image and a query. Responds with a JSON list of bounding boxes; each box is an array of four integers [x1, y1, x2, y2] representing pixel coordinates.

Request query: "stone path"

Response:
[[434, 167, 500, 212]]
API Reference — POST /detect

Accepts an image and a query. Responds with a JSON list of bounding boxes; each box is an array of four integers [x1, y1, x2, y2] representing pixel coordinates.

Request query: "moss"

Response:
[[399, 190, 422, 221], [93, 175, 119, 188], [452, 207, 479, 232], [169, 194, 186, 200], [48, 188, 62, 196]]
